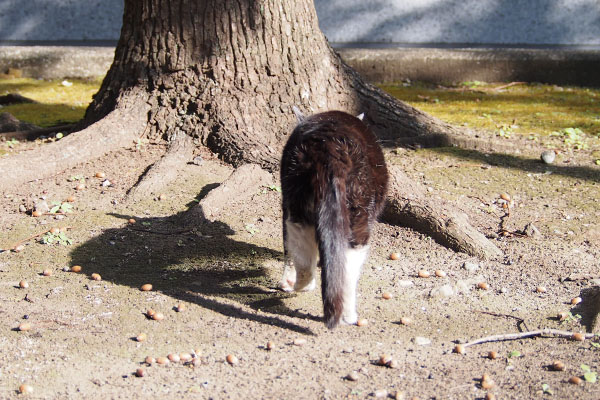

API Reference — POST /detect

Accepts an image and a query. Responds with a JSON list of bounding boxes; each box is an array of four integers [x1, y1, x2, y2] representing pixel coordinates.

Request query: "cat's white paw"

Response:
[[278, 278, 296, 292], [341, 311, 358, 326], [294, 278, 316, 292]]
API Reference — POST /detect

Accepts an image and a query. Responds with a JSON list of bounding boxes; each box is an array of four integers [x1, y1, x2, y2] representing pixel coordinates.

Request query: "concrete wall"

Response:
[[0, 0, 599, 46]]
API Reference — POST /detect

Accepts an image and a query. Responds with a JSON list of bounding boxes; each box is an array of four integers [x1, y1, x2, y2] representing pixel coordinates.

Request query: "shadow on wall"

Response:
[[0, 0, 123, 41], [314, 0, 600, 45]]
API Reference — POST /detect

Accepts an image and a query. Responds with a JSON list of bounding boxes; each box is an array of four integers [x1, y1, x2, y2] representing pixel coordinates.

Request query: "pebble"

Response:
[[418, 270, 431, 278], [398, 280, 414, 288], [226, 354, 238, 365], [463, 262, 479, 273], [293, 338, 307, 346], [346, 371, 359, 381], [19, 280, 29, 289], [374, 389, 388, 398], [477, 282, 489, 290], [156, 356, 169, 365], [568, 376, 582, 385], [571, 297, 582, 305], [430, 284, 454, 297], [434, 269, 447, 278], [357, 318, 368, 327], [19, 384, 33, 394], [135, 368, 145, 377], [382, 292, 393, 300], [552, 361, 565, 371], [42, 269, 52, 277], [167, 353, 180, 362], [18, 322, 32, 331], [266, 341, 275, 350], [541, 150, 556, 164], [413, 336, 431, 346], [399, 317, 412, 325]]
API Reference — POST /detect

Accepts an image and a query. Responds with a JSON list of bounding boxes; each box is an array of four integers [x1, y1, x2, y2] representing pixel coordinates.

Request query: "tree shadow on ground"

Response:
[[430, 147, 600, 184], [69, 186, 316, 335]]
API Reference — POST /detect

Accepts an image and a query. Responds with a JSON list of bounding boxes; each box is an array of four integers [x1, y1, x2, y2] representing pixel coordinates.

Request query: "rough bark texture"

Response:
[[84, 0, 462, 171], [382, 166, 502, 260], [0, 0, 499, 259], [126, 131, 195, 201]]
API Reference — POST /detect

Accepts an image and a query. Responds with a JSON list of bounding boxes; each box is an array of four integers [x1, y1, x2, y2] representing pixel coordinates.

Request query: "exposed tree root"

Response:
[[381, 166, 502, 260], [0, 96, 149, 193], [126, 132, 195, 202], [193, 164, 274, 223], [460, 328, 596, 349]]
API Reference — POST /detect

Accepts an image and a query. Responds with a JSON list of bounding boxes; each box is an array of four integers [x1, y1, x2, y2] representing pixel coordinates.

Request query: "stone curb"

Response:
[[1, 44, 599, 86]]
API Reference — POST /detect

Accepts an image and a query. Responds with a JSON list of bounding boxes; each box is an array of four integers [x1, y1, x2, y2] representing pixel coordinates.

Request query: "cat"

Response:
[[279, 109, 389, 328]]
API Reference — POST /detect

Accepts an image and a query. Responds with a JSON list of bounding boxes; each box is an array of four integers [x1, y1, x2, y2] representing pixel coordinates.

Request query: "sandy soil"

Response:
[[1, 134, 599, 399]]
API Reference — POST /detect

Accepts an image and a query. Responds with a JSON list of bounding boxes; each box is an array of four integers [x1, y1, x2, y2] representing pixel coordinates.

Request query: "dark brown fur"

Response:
[[281, 110, 388, 328]]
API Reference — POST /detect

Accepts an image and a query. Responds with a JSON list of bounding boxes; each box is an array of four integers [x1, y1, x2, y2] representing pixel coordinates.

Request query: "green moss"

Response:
[[380, 81, 600, 139], [0, 77, 102, 127]]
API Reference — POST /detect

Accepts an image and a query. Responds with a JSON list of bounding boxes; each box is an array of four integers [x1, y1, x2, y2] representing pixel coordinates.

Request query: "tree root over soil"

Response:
[[125, 131, 195, 202], [382, 166, 502, 260], [0, 95, 149, 192]]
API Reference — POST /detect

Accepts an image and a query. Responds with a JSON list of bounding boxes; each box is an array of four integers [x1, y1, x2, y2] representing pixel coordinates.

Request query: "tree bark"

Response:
[[0, 0, 500, 259]]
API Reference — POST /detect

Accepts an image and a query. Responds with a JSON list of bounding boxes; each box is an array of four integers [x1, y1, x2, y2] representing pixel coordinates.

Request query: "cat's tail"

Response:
[[317, 173, 349, 329]]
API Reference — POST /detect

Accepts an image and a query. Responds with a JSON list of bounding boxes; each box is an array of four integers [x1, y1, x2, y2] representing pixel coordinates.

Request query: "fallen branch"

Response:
[[461, 328, 597, 348]]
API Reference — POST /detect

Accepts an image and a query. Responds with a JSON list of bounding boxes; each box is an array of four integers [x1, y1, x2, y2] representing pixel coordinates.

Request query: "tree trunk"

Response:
[[84, 0, 460, 170], [0, 0, 500, 259]]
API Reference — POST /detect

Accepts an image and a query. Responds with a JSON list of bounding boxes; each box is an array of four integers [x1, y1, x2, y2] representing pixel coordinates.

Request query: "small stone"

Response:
[[399, 317, 412, 325], [192, 155, 203, 165], [430, 284, 454, 297], [226, 354, 238, 365], [536, 286, 547, 293], [389, 252, 400, 260], [413, 336, 431, 346], [488, 351, 498, 360], [135, 368, 145, 377], [463, 262, 479, 273], [418, 270, 430, 278], [477, 282, 489, 290], [266, 341, 275, 350], [572, 332, 585, 341], [541, 150, 556, 164], [434, 269, 447, 278], [346, 371, 359, 381], [552, 361, 566, 371], [454, 344, 466, 354], [293, 338, 307, 346], [523, 222, 540, 237], [398, 280, 414, 288], [357, 318, 368, 327], [568, 376, 582, 385], [19, 204, 27, 213], [374, 389, 388, 398], [571, 297, 582, 305], [382, 292, 393, 300]]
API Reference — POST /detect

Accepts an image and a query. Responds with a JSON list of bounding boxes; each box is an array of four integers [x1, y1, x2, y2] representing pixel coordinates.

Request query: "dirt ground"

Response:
[[1, 129, 599, 399]]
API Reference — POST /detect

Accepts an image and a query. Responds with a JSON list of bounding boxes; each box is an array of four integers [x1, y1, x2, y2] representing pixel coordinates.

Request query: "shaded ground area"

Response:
[[0, 80, 600, 399]]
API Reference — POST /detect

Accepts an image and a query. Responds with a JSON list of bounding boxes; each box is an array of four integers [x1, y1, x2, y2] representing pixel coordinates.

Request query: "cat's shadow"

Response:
[[69, 189, 316, 335]]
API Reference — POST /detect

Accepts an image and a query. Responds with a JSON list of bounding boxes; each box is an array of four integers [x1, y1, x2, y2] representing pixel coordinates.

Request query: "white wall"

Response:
[[0, 0, 598, 46]]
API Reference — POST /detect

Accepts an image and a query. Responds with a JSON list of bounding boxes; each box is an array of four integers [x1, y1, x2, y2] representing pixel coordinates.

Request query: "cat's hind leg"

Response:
[[279, 220, 318, 292], [340, 245, 369, 325]]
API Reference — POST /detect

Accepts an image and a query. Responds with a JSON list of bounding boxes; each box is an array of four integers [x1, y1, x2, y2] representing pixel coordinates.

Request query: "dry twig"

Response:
[[461, 328, 596, 348]]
